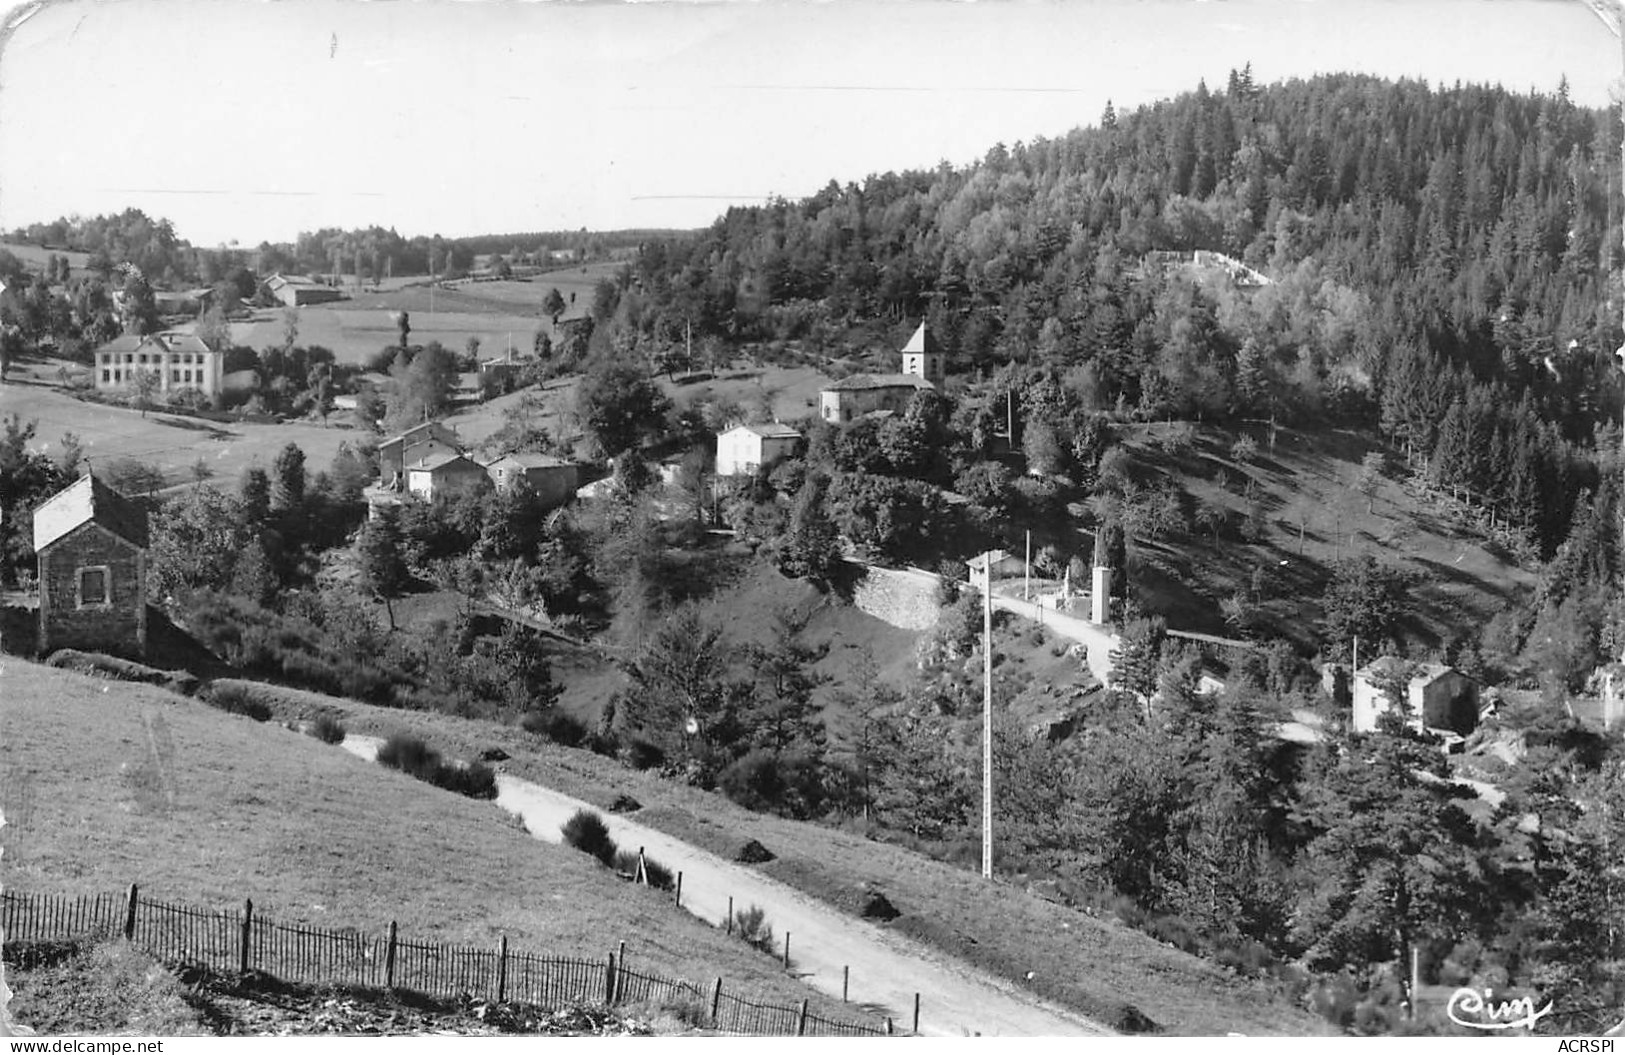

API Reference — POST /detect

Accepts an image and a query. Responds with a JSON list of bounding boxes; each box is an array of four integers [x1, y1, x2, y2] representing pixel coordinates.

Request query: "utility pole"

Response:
[[982, 567, 994, 880]]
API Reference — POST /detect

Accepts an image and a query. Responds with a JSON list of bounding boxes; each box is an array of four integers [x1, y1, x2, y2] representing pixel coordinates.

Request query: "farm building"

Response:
[[1352, 657, 1479, 737], [94, 332, 225, 400], [478, 357, 524, 398], [263, 273, 344, 307], [152, 288, 214, 316], [404, 451, 488, 502], [484, 453, 578, 508], [32, 475, 149, 659], [378, 422, 462, 484], [715, 423, 802, 476]]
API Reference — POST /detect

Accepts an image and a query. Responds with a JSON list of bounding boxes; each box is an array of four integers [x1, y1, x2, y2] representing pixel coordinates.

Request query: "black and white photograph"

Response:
[[0, 0, 1622, 1040]]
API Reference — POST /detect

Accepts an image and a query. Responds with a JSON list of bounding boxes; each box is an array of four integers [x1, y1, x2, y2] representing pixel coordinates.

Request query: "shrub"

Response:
[[612, 849, 674, 890], [309, 714, 347, 744], [522, 709, 587, 747], [375, 733, 496, 799], [377, 734, 442, 778], [440, 760, 498, 800], [202, 683, 273, 722], [732, 904, 774, 954], [586, 730, 620, 758], [620, 738, 665, 771], [561, 809, 618, 866]]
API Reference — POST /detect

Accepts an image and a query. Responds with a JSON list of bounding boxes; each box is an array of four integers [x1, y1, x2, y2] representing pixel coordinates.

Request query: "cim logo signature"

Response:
[[1445, 987, 1554, 1032]]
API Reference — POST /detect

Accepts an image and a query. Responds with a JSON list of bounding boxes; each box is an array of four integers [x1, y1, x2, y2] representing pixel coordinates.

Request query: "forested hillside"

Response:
[[620, 71, 1619, 554]]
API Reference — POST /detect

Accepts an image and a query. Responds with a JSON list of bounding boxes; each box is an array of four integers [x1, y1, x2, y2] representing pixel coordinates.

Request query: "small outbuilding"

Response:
[[32, 475, 150, 659]]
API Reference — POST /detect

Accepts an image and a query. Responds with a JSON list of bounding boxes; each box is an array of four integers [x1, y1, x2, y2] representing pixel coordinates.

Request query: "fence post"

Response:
[[797, 999, 809, 1036], [239, 898, 253, 975], [675, 871, 682, 908], [726, 896, 733, 935], [710, 977, 722, 1024], [604, 952, 615, 1005], [123, 883, 139, 940], [843, 965, 849, 1003], [615, 941, 626, 1002], [783, 931, 790, 969], [496, 935, 508, 1004], [887, 1017, 894, 1036], [913, 992, 920, 1034], [385, 921, 398, 989], [637, 847, 647, 885]]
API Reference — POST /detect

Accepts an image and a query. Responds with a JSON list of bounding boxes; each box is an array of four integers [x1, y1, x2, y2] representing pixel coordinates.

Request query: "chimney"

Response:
[[1090, 565, 1111, 626]]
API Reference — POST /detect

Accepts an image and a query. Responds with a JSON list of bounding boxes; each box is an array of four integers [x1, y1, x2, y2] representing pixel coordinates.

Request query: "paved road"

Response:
[[342, 736, 1110, 1037]]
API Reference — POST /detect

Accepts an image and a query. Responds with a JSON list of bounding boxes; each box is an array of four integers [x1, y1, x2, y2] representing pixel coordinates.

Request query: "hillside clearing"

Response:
[[0, 660, 864, 1020]]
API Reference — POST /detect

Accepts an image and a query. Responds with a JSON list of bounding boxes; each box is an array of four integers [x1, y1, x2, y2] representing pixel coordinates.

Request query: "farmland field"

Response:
[[222, 263, 624, 366], [2, 374, 362, 490]]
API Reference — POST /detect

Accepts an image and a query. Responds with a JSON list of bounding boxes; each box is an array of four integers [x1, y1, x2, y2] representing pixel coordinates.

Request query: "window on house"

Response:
[[77, 566, 110, 607], [101, 369, 111, 383], [172, 369, 181, 382]]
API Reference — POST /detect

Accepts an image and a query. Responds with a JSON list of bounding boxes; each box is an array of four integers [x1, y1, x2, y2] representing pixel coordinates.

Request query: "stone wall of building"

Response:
[[38, 524, 144, 658]]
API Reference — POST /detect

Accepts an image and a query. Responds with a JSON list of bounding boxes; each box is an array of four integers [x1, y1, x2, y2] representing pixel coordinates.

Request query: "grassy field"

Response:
[[1110, 422, 1537, 652], [189, 650, 1328, 1035], [2, 372, 363, 489], [0, 660, 866, 1019]]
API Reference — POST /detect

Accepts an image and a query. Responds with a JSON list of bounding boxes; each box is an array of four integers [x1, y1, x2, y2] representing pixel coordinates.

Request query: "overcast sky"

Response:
[[0, 0, 1616, 247]]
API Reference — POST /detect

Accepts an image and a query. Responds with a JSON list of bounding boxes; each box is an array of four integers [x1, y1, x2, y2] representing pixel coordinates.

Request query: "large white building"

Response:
[[94, 332, 225, 400]]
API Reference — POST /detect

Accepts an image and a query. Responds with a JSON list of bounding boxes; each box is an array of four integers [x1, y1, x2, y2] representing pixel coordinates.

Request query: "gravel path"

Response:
[[341, 736, 1111, 1037]]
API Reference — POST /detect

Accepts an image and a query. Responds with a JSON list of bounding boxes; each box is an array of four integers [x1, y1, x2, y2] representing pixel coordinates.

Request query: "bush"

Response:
[[377, 733, 442, 778], [612, 849, 674, 890], [308, 714, 347, 744], [522, 709, 587, 748], [375, 733, 496, 799], [202, 683, 273, 722], [440, 760, 498, 800], [732, 904, 775, 954], [620, 738, 665, 771], [561, 809, 618, 866]]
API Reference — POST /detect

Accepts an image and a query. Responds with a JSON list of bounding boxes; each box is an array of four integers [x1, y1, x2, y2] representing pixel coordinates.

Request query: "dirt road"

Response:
[[342, 737, 1110, 1037]]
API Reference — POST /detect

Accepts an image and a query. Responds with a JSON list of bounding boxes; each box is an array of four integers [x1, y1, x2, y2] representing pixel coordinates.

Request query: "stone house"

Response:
[[405, 451, 488, 502], [378, 421, 462, 485], [715, 423, 802, 476], [32, 475, 150, 659], [1352, 657, 1479, 736], [484, 453, 578, 509]]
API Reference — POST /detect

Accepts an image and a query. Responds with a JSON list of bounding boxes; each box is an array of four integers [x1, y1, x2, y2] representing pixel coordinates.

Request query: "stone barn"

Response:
[[33, 475, 150, 659]]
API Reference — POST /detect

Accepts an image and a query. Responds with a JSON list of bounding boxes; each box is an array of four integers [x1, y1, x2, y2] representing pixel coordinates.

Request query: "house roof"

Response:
[[1356, 657, 1458, 684], [381, 421, 458, 449], [32, 474, 149, 552], [967, 549, 1014, 569], [94, 332, 217, 359], [486, 453, 574, 471], [823, 373, 934, 393], [406, 451, 480, 473], [725, 422, 802, 440]]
